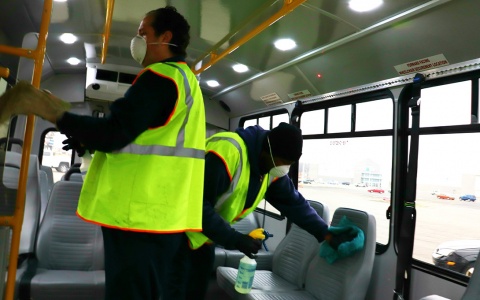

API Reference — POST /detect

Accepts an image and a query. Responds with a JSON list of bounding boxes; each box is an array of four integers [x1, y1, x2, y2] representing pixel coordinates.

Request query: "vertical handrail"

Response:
[[192, 0, 306, 75], [0, 0, 53, 299], [101, 0, 115, 64]]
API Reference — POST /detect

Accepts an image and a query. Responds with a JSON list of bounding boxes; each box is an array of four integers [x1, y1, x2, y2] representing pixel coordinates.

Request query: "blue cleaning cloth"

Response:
[[319, 215, 365, 264]]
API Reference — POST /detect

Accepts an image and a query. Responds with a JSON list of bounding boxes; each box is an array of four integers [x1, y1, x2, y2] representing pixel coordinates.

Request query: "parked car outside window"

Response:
[[368, 188, 384, 193], [432, 240, 480, 277], [459, 194, 476, 202], [436, 194, 455, 200]]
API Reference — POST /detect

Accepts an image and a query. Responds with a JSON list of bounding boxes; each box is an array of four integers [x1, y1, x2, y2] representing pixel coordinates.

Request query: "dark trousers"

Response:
[[101, 227, 187, 300], [169, 242, 216, 300]]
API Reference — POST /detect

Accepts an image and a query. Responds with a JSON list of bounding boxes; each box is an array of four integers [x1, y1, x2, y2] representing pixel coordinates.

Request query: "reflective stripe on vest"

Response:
[[186, 133, 270, 249]]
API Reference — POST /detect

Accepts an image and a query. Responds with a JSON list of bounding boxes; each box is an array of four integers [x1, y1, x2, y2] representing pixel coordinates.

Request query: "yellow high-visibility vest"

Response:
[[186, 132, 272, 249], [77, 62, 206, 233]]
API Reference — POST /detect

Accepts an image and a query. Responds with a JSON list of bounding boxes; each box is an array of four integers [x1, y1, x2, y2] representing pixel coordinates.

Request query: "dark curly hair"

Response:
[[147, 6, 190, 56]]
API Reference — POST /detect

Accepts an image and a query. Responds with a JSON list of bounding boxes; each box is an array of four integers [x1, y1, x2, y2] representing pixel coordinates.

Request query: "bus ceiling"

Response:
[[2, 0, 480, 117]]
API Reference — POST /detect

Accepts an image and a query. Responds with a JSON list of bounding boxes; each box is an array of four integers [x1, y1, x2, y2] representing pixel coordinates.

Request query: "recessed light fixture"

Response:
[[54, 0, 67, 2], [349, 0, 383, 12], [274, 38, 296, 51], [206, 80, 220, 87], [232, 64, 249, 73], [60, 33, 77, 44], [67, 57, 81, 65]]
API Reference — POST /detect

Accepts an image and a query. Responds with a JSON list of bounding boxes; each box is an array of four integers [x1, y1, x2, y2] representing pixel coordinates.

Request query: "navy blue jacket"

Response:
[[202, 125, 329, 249]]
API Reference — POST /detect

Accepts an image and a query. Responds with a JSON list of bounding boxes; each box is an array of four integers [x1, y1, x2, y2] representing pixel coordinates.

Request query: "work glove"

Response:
[[0, 81, 70, 124], [326, 228, 357, 250], [62, 136, 86, 157], [234, 234, 262, 259]]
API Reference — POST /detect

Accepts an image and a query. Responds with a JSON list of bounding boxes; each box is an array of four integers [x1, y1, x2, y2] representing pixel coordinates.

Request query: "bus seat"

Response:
[[16, 181, 104, 300], [419, 248, 480, 300], [39, 165, 54, 195], [61, 166, 83, 182], [223, 213, 274, 270], [0, 151, 42, 258], [38, 170, 49, 223], [216, 201, 330, 298]]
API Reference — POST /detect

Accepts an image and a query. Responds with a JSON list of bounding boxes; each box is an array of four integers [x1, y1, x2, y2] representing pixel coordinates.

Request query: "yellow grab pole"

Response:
[[192, 0, 306, 75], [101, 0, 115, 64], [1, 0, 53, 299]]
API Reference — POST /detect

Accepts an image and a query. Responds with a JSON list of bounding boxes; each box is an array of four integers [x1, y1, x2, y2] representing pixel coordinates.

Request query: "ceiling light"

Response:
[[67, 57, 81, 65], [349, 0, 383, 12], [54, 0, 67, 2], [206, 80, 220, 87], [232, 64, 249, 73], [60, 33, 77, 44], [274, 38, 296, 51]]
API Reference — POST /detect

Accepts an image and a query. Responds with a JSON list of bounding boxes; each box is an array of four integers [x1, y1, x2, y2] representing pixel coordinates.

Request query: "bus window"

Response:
[[240, 110, 289, 131], [41, 131, 72, 182], [258, 116, 270, 129], [300, 110, 325, 135], [298, 137, 392, 245], [420, 81, 472, 127], [356, 99, 393, 131], [272, 114, 289, 128], [413, 80, 480, 278], [328, 105, 351, 133], [416, 133, 480, 277], [243, 119, 257, 128]]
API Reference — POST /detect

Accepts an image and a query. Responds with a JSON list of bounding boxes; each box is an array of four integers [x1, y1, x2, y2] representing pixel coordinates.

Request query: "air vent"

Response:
[[96, 69, 118, 82], [119, 72, 136, 84]]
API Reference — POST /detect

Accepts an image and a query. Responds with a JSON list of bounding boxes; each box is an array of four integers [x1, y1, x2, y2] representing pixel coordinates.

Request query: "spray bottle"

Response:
[[234, 228, 273, 294]]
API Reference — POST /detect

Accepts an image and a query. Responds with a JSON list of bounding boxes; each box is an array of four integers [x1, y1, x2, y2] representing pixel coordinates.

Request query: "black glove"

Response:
[[327, 228, 357, 250], [62, 136, 86, 157], [234, 234, 262, 259]]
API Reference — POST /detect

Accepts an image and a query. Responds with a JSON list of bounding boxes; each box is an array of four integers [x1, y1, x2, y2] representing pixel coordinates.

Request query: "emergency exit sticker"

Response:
[[394, 54, 449, 75], [260, 92, 283, 106]]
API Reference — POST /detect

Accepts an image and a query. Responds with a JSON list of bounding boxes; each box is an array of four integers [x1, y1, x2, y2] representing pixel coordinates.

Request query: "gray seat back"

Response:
[[303, 207, 376, 300], [38, 169, 49, 223], [40, 165, 54, 195], [36, 181, 104, 270], [0, 151, 42, 256], [271, 200, 330, 288]]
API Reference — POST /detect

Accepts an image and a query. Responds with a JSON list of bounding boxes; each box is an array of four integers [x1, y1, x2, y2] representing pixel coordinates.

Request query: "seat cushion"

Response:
[[30, 269, 105, 300], [217, 267, 301, 299]]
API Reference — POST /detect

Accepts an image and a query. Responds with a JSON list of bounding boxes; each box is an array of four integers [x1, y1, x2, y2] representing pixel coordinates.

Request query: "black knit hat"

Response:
[[267, 122, 303, 161]]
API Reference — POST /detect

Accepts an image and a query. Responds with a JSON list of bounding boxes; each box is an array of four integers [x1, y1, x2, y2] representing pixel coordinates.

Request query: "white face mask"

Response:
[[267, 137, 290, 178], [130, 35, 178, 65]]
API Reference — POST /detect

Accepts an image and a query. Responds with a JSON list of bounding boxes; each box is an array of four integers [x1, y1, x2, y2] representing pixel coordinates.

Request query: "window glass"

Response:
[[300, 110, 324, 135], [419, 81, 471, 127], [414, 133, 480, 277], [298, 137, 392, 245], [328, 105, 351, 133], [243, 119, 257, 128], [272, 113, 289, 128], [41, 131, 72, 182], [258, 117, 270, 130], [356, 99, 393, 131]]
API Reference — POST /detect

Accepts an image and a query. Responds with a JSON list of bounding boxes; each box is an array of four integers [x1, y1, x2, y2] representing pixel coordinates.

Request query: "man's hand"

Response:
[[325, 228, 357, 250], [0, 81, 70, 124], [234, 234, 262, 259], [62, 136, 86, 157]]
